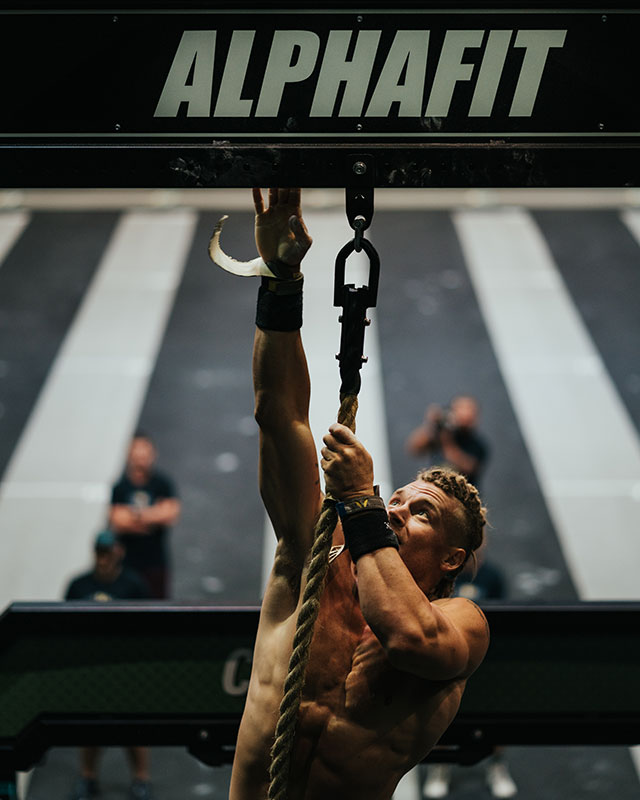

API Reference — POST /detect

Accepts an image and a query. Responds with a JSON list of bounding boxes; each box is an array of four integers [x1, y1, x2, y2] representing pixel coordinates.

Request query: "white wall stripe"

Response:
[[620, 208, 640, 246], [0, 210, 197, 606], [392, 763, 422, 800], [6, 188, 640, 212], [454, 207, 640, 602], [455, 206, 640, 792], [0, 211, 30, 265]]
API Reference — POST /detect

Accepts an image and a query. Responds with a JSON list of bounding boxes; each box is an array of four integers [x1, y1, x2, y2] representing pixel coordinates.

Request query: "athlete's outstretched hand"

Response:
[[253, 188, 312, 272]]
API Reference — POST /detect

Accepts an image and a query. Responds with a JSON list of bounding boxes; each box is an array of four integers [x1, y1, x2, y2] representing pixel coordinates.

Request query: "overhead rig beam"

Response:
[[1, 2, 640, 188]]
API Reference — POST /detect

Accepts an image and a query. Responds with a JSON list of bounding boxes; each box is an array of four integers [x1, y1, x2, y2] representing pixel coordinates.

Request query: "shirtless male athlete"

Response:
[[229, 188, 490, 800]]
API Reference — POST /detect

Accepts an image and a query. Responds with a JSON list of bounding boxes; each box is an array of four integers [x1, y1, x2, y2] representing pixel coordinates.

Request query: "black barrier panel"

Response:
[[2, 2, 640, 187], [0, 602, 639, 774]]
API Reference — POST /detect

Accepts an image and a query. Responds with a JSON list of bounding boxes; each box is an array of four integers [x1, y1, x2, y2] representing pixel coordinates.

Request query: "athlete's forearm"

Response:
[[253, 328, 311, 430], [251, 188, 311, 431], [356, 548, 438, 653], [356, 549, 468, 679], [253, 325, 322, 553]]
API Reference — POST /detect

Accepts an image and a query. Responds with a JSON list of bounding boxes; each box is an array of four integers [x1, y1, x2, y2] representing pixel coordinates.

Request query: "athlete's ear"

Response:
[[442, 547, 466, 574]]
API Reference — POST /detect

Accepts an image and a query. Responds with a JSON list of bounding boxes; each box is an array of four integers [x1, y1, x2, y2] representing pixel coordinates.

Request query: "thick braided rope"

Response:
[[267, 393, 358, 800]]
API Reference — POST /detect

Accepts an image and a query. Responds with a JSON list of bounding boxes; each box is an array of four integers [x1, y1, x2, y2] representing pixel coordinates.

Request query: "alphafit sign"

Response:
[[1, 8, 638, 141], [154, 27, 566, 126]]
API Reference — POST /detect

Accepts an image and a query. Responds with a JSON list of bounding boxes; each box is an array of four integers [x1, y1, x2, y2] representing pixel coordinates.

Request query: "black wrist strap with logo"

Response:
[[336, 495, 399, 561]]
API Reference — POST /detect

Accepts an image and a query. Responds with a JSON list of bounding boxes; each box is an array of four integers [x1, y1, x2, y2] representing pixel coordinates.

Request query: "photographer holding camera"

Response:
[[406, 395, 489, 488]]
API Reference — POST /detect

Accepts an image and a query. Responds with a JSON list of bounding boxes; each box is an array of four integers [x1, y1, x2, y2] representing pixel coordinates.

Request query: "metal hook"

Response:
[[333, 236, 380, 309], [333, 230, 380, 397]]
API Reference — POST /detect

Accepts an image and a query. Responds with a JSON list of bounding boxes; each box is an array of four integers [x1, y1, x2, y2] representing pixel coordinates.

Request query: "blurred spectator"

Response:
[[109, 431, 180, 599], [455, 551, 506, 605], [423, 543, 517, 799], [406, 396, 489, 487], [64, 530, 155, 800], [65, 529, 150, 602]]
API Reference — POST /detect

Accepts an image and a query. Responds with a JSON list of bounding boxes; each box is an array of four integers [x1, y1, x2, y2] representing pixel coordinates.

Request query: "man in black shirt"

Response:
[[109, 432, 181, 599], [64, 530, 155, 800]]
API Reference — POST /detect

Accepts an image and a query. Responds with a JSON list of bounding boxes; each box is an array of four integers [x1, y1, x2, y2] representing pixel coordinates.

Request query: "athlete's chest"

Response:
[[306, 613, 422, 725], [344, 629, 398, 714], [303, 553, 431, 720]]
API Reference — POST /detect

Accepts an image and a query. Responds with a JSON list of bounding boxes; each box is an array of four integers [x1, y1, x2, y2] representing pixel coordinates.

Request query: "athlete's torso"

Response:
[[230, 540, 468, 800]]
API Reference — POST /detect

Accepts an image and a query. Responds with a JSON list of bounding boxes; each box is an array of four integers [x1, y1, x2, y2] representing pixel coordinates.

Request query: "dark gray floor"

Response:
[[26, 747, 230, 800], [25, 744, 640, 800], [1, 207, 636, 798]]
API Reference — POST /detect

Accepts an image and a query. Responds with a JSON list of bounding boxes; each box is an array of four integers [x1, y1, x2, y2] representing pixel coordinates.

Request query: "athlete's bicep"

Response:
[[389, 598, 488, 681]]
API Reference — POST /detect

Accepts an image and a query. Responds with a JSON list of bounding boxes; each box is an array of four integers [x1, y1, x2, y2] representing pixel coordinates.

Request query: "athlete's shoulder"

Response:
[[434, 596, 490, 673]]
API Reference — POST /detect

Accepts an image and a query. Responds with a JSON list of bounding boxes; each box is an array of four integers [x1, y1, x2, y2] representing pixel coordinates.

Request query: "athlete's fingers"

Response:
[[289, 215, 312, 252], [289, 213, 310, 238], [328, 423, 358, 444], [279, 188, 291, 205], [322, 431, 343, 450], [289, 188, 301, 208], [252, 188, 265, 215], [320, 445, 336, 460], [268, 188, 278, 208]]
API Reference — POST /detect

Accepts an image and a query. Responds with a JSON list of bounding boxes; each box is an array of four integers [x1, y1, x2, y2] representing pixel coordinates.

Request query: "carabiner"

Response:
[[333, 236, 380, 309], [333, 232, 381, 397]]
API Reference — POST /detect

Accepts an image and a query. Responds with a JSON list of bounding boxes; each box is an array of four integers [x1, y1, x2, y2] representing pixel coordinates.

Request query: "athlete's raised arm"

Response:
[[252, 189, 322, 569]]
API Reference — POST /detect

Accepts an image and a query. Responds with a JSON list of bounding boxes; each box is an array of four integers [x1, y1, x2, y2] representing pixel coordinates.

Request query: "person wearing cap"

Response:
[[64, 530, 154, 800], [65, 530, 151, 603]]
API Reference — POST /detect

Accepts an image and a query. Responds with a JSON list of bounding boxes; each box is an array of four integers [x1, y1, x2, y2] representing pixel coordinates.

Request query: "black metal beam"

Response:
[[3, 144, 640, 189], [2, 5, 639, 188], [0, 602, 639, 772]]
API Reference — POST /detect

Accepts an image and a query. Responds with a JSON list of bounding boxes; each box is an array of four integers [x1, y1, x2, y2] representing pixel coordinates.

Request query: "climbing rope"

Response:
[[267, 393, 357, 800], [267, 215, 379, 800]]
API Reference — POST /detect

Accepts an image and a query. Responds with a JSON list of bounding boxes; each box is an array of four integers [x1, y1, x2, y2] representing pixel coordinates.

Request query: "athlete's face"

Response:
[[386, 481, 466, 591]]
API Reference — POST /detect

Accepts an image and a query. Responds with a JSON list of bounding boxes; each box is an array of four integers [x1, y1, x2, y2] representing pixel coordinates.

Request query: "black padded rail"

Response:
[[0, 602, 639, 773]]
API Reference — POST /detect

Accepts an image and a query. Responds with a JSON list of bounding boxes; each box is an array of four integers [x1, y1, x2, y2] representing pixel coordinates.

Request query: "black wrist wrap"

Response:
[[255, 274, 303, 332], [336, 496, 399, 562]]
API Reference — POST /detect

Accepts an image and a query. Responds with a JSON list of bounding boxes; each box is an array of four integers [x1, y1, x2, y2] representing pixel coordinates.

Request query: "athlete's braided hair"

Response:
[[416, 466, 488, 599]]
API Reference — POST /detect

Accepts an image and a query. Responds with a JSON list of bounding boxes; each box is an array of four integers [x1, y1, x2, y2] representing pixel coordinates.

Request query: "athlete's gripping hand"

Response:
[[321, 423, 375, 500], [253, 188, 312, 273]]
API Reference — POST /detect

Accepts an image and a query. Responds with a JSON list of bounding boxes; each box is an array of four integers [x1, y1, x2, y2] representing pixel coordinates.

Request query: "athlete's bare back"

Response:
[[226, 189, 489, 800]]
